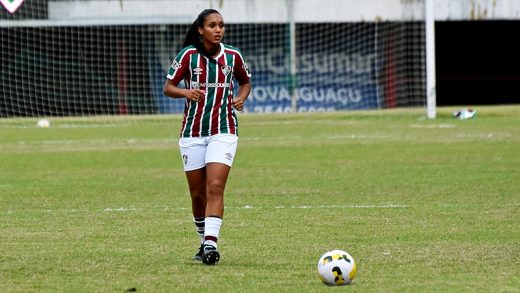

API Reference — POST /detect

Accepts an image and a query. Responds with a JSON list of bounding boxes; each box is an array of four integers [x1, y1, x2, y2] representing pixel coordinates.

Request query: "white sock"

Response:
[[204, 216, 222, 248]]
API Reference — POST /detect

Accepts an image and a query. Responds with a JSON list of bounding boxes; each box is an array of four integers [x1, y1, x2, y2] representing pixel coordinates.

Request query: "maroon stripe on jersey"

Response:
[[199, 55, 208, 93], [227, 98, 236, 135], [180, 54, 195, 136], [180, 96, 190, 136], [210, 55, 226, 135], [227, 54, 237, 135]]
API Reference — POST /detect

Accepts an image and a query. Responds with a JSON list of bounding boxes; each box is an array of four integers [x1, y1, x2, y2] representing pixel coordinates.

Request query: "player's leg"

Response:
[[186, 168, 207, 219], [204, 162, 230, 217], [185, 167, 207, 261], [201, 134, 238, 265], [179, 137, 208, 261], [204, 134, 238, 218], [201, 162, 230, 265]]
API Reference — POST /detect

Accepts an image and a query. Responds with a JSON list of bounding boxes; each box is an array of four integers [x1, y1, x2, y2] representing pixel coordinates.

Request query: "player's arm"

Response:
[[232, 81, 251, 111], [232, 53, 252, 111], [164, 79, 205, 102]]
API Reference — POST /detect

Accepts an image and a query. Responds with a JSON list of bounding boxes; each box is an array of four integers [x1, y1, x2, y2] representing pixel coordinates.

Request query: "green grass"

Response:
[[1, 106, 519, 292]]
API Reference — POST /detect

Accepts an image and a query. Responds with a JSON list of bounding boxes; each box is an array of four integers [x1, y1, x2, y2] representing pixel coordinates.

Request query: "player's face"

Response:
[[199, 13, 225, 47]]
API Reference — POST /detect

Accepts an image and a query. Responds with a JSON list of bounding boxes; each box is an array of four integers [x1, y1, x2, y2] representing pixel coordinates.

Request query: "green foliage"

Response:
[[1, 106, 519, 292]]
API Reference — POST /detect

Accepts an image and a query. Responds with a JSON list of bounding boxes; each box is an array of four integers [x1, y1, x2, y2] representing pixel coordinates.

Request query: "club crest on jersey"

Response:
[[221, 65, 232, 76], [1, 0, 25, 13], [193, 67, 203, 75]]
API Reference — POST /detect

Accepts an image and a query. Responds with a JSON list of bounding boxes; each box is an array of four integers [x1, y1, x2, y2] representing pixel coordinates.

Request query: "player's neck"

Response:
[[204, 43, 221, 59]]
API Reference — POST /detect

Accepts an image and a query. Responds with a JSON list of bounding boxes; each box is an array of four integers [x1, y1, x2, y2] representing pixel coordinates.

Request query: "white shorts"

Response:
[[179, 134, 238, 171]]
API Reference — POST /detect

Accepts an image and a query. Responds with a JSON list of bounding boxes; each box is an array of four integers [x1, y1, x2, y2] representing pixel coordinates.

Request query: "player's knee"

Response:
[[189, 188, 206, 200], [206, 179, 225, 197]]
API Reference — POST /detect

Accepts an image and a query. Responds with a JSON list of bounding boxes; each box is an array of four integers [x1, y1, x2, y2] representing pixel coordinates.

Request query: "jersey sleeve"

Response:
[[233, 52, 252, 85], [166, 49, 190, 85]]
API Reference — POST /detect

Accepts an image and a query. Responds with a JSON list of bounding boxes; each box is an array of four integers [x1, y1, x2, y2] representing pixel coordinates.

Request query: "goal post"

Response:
[[425, 0, 437, 119], [0, 0, 431, 119]]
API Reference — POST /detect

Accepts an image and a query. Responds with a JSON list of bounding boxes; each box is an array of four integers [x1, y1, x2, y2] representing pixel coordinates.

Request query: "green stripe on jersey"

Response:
[[190, 52, 199, 87]]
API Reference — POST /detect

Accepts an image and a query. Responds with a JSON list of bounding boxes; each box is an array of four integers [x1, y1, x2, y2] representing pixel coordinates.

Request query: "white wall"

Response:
[[49, 0, 520, 23]]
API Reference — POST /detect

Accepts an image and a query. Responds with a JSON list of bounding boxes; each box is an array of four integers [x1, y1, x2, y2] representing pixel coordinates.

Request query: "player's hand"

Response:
[[232, 96, 246, 111], [186, 89, 205, 103]]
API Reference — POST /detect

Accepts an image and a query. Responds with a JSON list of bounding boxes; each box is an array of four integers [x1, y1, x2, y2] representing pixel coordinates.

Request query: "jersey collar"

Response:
[[212, 43, 224, 60]]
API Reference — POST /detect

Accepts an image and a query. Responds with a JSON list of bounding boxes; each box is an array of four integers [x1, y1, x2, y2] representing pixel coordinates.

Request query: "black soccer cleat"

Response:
[[192, 244, 204, 261], [201, 245, 220, 265]]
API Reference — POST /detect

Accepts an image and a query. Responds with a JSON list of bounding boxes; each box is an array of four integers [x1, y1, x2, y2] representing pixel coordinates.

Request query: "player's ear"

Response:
[[198, 27, 204, 36]]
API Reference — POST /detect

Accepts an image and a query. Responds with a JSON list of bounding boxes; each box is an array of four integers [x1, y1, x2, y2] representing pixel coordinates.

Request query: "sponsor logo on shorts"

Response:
[[225, 153, 233, 161], [182, 154, 188, 165]]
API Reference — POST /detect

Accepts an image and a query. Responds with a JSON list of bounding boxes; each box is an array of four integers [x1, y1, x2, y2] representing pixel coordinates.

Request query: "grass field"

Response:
[[1, 106, 519, 292]]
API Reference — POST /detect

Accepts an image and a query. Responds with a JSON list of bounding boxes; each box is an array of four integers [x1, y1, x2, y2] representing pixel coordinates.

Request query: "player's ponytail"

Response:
[[183, 9, 221, 58], [183, 20, 201, 49]]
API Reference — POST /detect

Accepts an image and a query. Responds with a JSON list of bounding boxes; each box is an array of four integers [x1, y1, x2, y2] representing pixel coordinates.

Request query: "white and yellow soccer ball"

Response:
[[317, 250, 357, 286]]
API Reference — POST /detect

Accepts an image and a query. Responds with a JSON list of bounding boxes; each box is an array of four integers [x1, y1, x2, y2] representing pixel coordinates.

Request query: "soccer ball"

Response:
[[37, 119, 50, 128], [317, 250, 357, 286]]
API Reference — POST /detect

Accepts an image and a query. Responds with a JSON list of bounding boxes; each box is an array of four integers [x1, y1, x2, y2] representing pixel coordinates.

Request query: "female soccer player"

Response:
[[163, 9, 251, 265]]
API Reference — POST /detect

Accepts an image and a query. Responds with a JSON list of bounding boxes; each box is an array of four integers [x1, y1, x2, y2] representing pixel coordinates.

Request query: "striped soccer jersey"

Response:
[[166, 43, 251, 138]]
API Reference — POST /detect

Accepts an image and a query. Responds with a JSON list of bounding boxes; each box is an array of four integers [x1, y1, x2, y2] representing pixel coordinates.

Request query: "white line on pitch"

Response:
[[271, 204, 409, 209], [1, 204, 409, 215]]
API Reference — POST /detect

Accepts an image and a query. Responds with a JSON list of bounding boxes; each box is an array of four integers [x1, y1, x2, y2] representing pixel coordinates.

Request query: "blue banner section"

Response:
[[247, 50, 381, 113], [244, 23, 382, 113], [246, 24, 381, 112]]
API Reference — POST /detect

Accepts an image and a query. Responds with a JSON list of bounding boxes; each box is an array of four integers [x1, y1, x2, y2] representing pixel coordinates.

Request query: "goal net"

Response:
[[0, 0, 426, 118]]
